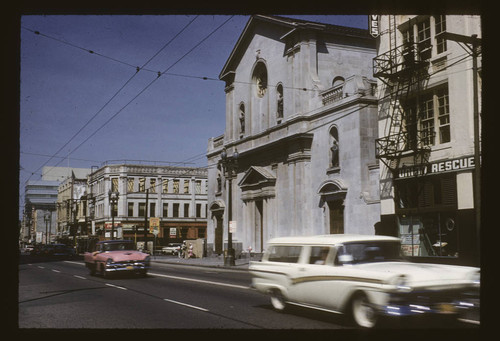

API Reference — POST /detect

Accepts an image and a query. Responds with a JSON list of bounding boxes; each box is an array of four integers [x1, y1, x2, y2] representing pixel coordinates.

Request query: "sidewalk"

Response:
[[150, 254, 255, 270]]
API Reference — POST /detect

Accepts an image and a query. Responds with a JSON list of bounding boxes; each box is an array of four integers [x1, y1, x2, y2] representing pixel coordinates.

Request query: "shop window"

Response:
[[395, 173, 457, 210], [399, 213, 458, 258]]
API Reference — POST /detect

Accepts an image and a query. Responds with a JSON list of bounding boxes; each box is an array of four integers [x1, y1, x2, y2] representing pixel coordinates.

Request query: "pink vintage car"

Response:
[[84, 240, 150, 278]]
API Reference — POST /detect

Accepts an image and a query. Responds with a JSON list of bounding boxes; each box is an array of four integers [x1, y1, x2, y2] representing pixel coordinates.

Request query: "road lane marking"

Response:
[[163, 298, 209, 312], [64, 261, 85, 266], [37, 266, 45, 269], [73, 275, 86, 280], [52, 269, 61, 273], [105, 283, 127, 290], [149, 272, 249, 290]]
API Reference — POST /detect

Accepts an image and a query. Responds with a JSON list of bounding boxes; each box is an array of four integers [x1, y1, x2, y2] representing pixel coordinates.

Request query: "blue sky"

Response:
[[19, 14, 369, 217]]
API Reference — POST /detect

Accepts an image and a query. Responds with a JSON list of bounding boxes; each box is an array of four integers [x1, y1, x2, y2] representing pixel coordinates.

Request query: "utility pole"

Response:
[[144, 189, 149, 252], [443, 32, 481, 265]]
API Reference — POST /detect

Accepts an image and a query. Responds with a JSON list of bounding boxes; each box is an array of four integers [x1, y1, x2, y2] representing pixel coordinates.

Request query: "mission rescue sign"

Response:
[[396, 156, 476, 179]]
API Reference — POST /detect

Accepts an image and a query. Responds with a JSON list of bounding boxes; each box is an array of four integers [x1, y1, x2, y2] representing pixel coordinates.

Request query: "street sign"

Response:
[[149, 217, 160, 235]]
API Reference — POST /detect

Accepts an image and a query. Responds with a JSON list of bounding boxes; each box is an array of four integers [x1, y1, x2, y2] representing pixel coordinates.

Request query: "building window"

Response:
[[128, 202, 134, 217], [173, 180, 179, 194], [173, 203, 179, 217], [150, 203, 156, 217], [184, 203, 190, 218], [150, 179, 156, 193], [111, 178, 119, 192], [139, 203, 145, 217], [436, 87, 450, 143], [420, 92, 435, 146], [329, 126, 340, 168], [163, 203, 168, 217], [162, 179, 169, 193], [127, 178, 134, 193], [434, 15, 447, 54], [196, 203, 202, 217], [139, 178, 145, 192], [417, 18, 431, 60], [195, 180, 202, 194], [183, 180, 190, 194], [403, 85, 449, 147]]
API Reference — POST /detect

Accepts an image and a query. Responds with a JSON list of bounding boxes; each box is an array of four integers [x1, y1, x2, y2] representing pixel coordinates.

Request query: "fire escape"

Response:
[[373, 16, 433, 173]]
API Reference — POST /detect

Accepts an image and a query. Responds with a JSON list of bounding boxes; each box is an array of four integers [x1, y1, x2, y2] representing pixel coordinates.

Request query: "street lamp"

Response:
[[220, 147, 239, 266], [44, 212, 51, 244], [108, 190, 119, 240]]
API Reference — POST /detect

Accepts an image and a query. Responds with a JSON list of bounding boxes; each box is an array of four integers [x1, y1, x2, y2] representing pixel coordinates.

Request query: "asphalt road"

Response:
[[18, 256, 480, 333], [18, 257, 351, 329]]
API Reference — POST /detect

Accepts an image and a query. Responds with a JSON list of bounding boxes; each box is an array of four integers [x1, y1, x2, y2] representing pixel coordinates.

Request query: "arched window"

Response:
[[252, 62, 268, 98], [276, 83, 284, 119], [329, 126, 340, 168], [239, 103, 245, 135], [332, 76, 345, 88]]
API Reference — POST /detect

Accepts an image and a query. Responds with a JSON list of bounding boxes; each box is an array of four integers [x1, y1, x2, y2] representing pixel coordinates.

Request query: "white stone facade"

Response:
[[207, 15, 380, 255]]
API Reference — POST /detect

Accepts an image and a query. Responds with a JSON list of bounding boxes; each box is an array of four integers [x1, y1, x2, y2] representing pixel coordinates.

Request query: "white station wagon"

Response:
[[249, 234, 479, 328]]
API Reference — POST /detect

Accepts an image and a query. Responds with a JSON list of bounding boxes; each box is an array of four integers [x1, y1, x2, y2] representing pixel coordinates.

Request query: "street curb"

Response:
[[151, 258, 250, 271]]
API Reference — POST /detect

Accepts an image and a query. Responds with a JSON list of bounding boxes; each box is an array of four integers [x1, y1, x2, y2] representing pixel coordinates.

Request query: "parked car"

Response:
[[249, 234, 480, 328], [162, 243, 182, 255], [84, 240, 150, 278], [51, 244, 76, 258]]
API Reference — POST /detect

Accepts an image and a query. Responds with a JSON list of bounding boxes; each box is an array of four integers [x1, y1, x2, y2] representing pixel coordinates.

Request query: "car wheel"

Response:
[[270, 289, 287, 312], [351, 292, 378, 328]]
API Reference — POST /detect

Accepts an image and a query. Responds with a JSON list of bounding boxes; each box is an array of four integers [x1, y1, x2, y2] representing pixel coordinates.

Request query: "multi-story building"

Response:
[[207, 15, 379, 256], [23, 180, 59, 244], [87, 163, 208, 252], [56, 173, 89, 248], [373, 15, 481, 265], [21, 166, 91, 244]]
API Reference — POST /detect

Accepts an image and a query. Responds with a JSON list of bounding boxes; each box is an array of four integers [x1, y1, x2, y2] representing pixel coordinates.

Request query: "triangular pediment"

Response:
[[238, 166, 276, 188]]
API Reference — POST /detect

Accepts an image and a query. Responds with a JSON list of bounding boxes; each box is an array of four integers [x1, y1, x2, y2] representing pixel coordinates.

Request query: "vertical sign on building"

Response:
[[369, 15, 379, 38]]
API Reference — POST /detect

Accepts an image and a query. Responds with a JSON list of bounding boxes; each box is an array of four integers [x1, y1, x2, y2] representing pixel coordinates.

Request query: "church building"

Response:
[[207, 15, 379, 256]]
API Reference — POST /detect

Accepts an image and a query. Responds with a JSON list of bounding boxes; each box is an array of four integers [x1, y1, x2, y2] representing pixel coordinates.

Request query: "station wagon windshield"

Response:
[[337, 241, 402, 264]]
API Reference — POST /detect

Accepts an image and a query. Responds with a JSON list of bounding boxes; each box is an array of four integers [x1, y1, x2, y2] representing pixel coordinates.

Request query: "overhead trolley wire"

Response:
[[27, 15, 235, 184], [22, 15, 200, 185]]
